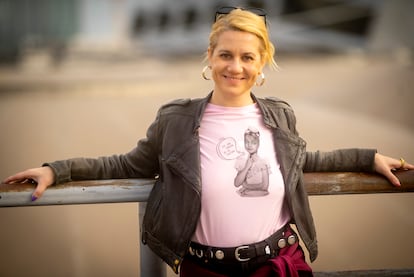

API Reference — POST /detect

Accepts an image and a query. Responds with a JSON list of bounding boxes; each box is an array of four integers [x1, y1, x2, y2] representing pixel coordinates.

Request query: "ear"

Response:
[[207, 47, 213, 63], [259, 56, 266, 71], [256, 62, 265, 77]]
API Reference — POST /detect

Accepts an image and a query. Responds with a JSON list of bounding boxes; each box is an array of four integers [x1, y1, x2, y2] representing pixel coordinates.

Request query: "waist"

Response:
[[186, 224, 298, 275]]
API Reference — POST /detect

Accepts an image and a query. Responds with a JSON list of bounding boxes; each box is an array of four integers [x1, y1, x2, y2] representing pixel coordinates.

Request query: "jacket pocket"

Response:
[[142, 180, 164, 243], [165, 156, 197, 186]]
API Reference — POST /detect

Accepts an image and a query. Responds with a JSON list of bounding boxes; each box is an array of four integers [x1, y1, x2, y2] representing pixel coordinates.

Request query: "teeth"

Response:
[[226, 76, 242, 80]]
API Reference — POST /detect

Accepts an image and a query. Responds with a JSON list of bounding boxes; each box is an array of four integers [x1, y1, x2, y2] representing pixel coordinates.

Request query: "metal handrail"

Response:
[[1, 171, 413, 207]]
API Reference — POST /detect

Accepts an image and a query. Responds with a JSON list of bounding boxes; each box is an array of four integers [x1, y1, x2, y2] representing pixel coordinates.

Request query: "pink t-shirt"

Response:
[[193, 103, 291, 247]]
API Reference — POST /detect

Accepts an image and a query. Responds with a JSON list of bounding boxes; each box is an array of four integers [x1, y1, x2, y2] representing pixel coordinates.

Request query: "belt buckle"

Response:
[[235, 245, 250, 262]]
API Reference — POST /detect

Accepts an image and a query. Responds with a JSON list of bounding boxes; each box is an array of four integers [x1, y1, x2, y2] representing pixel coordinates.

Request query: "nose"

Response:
[[227, 58, 243, 73]]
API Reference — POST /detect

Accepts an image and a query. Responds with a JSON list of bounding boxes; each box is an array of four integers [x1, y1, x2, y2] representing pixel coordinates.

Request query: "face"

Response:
[[245, 134, 260, 154], [208, 30, 265, 106]]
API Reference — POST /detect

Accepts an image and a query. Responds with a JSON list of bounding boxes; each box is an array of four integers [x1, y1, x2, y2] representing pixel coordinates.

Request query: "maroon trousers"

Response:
[[180, 233, 313, 277]]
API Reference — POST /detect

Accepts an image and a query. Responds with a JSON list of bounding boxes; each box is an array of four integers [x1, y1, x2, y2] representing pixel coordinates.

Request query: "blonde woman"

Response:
[[4, 7, 413, 277]]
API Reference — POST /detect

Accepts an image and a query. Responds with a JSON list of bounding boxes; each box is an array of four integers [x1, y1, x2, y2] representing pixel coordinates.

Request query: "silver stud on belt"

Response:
[[189, 246, 222, 260], [277, 234, 297, 249], [287, 235, 296, 245], [215, 250, 224, 260]]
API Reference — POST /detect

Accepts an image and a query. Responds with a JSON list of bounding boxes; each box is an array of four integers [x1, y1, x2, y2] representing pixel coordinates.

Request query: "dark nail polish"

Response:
[[31, 195, 37, 202]]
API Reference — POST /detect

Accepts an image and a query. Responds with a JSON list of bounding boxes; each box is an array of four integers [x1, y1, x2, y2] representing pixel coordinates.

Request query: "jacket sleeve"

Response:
[[303, 148, 377, 173], [44, 111, 162, 185]]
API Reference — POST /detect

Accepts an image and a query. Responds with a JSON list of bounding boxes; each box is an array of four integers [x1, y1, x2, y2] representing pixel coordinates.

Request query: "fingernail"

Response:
[[31, 195, 38, 202]]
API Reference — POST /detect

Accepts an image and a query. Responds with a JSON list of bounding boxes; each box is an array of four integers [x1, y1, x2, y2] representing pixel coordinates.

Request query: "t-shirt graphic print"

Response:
[[232, 126, 271, 197]]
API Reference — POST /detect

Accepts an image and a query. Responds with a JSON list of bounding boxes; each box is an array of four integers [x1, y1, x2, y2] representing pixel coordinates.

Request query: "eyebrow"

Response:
[[217, 49, 257, 56]]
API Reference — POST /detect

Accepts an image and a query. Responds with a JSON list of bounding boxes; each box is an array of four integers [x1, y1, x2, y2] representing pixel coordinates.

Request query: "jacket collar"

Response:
[[193, 92, 277, 129], [193, 91, 213, 133], [251, 94, 278, 129]]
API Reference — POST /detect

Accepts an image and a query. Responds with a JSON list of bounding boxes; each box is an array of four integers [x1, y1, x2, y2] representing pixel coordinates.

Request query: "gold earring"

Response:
[[255, 72, 265, 86], [202, 66, 212, 80]]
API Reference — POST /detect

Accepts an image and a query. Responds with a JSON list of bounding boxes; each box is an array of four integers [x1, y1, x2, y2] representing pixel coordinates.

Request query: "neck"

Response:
[[210, 91, 255, 107]]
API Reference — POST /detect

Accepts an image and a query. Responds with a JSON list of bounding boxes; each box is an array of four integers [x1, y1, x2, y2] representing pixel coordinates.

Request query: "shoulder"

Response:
[[159, 98, 195, 111], [260, 96, 293, 110], [157, 97, 204, 117], [160, 98, 192, 109], [256, 96, 296, 115], [255, 95, 299, 134]]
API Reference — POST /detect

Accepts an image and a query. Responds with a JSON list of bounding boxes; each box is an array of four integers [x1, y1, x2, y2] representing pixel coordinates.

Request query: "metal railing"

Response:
[[1, 170, 413, 276]]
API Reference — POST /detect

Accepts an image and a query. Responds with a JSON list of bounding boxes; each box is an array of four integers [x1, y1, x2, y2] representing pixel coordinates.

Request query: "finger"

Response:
[[383, 170, 401, 187], [31, 182, 48, 201], [2, 175, 21, 184], [402, 162, 414, 170], [3, 171, 34, 184]]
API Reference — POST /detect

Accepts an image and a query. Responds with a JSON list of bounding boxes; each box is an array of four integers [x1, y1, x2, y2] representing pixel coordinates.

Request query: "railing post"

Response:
[[139, 202, 167, 277]]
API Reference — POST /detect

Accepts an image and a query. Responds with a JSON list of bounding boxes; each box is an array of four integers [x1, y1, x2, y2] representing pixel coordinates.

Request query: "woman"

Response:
[[3, 7, 413, 277]]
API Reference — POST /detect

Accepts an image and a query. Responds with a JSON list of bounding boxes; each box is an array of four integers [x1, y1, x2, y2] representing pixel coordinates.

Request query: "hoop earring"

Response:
[[255, 72, 265, 86], [202, 66, 212, 80]]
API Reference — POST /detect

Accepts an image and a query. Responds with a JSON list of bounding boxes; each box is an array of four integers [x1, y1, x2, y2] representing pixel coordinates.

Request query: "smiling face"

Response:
[[245, 134, 260, 154], [208, 30, 265, 107]]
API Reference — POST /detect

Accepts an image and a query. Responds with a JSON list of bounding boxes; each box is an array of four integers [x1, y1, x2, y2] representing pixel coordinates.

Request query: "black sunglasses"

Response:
[[214, 6, 267, 24]]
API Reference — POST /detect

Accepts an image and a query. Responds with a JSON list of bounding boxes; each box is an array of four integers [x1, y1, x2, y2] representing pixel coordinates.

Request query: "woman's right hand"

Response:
[[2, 166, 55, 201]]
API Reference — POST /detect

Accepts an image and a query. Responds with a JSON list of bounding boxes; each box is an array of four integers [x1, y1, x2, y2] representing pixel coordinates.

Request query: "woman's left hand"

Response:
[[374, 153, 414, 186]]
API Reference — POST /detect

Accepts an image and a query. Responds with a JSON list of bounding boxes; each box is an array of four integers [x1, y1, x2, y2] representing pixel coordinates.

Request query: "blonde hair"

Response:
[[208, 8, 277, 70]]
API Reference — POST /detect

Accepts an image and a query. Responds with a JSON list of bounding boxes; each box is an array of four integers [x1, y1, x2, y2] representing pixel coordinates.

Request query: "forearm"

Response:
[[303, 148, 377, 173], [44, 155, 134, 184]]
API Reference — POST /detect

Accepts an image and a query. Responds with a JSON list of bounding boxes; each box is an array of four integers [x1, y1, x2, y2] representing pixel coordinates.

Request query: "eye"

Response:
[[219, 53, 232, 59], [242, 55, 255, 62]]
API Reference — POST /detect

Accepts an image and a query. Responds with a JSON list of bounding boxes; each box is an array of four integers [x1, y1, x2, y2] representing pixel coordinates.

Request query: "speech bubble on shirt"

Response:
[[216, 137, 243, 160]]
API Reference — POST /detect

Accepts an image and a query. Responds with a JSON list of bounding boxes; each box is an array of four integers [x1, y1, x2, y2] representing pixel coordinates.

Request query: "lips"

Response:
[[224, 75, 245, 81]]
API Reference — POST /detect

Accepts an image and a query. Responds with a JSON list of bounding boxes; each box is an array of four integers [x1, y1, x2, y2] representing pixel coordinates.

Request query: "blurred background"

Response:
[[0, 0, 413, 276]]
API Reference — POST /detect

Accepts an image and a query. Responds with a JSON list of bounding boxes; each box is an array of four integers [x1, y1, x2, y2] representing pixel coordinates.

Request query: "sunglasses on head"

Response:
[[214, 6, 267, 25]]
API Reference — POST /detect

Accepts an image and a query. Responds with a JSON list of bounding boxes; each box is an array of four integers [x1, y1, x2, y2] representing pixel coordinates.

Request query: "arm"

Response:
[[234, 158, 252, 188], [303, 148, 376, 173], [303, 149, 414, 186], [2, 110, 162, 200]]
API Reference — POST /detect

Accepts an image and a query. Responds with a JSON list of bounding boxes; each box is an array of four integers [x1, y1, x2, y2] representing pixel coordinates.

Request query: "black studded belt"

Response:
[[188, 225, 298, 265]]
